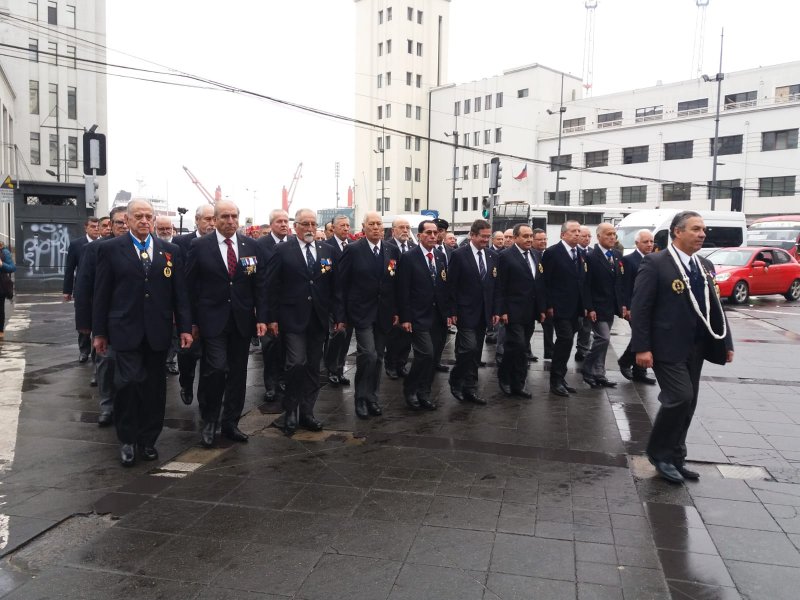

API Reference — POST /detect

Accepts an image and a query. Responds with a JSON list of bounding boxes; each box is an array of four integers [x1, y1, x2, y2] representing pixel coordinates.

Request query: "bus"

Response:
[[746, 216, 800, 258]]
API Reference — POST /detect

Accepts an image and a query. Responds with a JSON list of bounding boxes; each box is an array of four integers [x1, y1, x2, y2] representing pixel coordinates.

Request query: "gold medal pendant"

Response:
[[140, 251, 149, 260], [163, 266, 172, 278]]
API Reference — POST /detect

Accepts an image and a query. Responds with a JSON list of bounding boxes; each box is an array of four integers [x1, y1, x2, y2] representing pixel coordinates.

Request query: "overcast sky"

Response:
[[105, 0, 799, 223]]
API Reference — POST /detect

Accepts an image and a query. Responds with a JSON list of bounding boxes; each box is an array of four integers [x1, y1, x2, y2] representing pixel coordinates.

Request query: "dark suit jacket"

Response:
[[386, 237, 416, 254], [630, 250, 733, 365], [186, 233, 267, 339], [325, 236, 349, 262], [584, 245, 626, 321], [173, 231, 202, 258], [396, 245, 451, 329], [541, 242, 588, 320], [334, 238, 400, 331], [265, 237, 335, 333], [621, 250, 645, 308], [74, 235, 113, 331], [62, 235, 91, 295], [92, 235, 191, 352], [437, 244, 455, 263], [446, 244, 498, 330], [497, 246, 545, 325]]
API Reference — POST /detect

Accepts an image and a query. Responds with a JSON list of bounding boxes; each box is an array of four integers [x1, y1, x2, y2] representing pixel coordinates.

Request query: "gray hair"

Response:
[[126, 198, 154, 213], [560, 220, 580, 234], [214, 200, 239, 218], [269, 209, 289, 224], [669, 211, 701, 239], [195, 205, 214, 219], [294, 208, 315, 222], [332, 214, 350, 225], [634, 228, 653, 243], [363, 211, 382, 226]]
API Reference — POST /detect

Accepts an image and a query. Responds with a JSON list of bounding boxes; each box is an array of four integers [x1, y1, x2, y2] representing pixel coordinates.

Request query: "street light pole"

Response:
[[706, 29, 725, 211], [444, 130, 458, 224], [373, 148, 385, 215], [547, 74, 567, 205]]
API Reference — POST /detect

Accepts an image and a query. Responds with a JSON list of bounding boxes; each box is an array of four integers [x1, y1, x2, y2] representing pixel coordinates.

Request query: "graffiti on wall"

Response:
[[20, 222, 78, 281]]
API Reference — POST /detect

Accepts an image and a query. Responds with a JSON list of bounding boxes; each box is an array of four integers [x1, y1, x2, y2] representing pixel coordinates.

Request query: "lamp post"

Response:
[[547, 73, 566, 205], [373, 148, 385, 215], [703, 29, 725, 211], [444, 130, 458, 224]]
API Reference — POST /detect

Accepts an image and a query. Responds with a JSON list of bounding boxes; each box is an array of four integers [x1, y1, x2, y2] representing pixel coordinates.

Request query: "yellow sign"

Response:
[[1, 176, 14, 189]]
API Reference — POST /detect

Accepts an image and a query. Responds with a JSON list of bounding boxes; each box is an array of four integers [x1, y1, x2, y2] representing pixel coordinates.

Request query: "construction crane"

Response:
[[281, 162, 303, 213], [581, 0, 598, 97], [182, 165, 221, 205]]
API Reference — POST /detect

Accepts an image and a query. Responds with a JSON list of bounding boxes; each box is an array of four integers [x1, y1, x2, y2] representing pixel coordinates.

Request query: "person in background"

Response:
[[575, 225, 594, 361], [444, 232, 458, 249], [98, 216, 111, 237], [503, 229, 514, 249], [324, 222, 335, 240], [260, 224, 271, 238], [324, 214, 353, 386], [315, 229, 326, 241], [532, 229, 553, 360], [155, 215, 180, 373], [0, 240, 15, 340], [63, 217, 100, 362], [384, 217, 415, 379]]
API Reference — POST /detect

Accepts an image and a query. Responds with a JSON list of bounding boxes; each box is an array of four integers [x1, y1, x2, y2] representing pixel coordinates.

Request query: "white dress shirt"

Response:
[[469, 242, 486, 272], [216, 230, 239, 267], [561, 239, 578, 259], [516, 244, 536, 276], [368, 240, 382, 254], [300, 239, 317, 262]]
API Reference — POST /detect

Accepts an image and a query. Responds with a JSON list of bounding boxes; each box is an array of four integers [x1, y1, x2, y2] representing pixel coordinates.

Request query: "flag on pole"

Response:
[[513, 164, 528, 180]]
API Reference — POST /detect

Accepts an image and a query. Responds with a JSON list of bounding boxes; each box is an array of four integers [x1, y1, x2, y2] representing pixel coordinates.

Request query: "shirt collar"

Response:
[[515, 244, 530, 256], [216, 230, 236, 246], [86, 234, 94, 243], [469, 242, 482, 255], [672, 244, 695, 270], [271, 232, 285, 244], [368, 239, 381, 252], [636, 249, 646, 258], [561, 240, 577, 254]]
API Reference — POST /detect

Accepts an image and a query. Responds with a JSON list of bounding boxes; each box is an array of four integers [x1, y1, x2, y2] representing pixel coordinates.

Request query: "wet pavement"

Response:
[[1, 295, 800, 598]]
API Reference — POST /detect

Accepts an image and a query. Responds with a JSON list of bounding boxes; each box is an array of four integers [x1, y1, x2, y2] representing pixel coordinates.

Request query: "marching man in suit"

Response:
[[266, 208, 335, 435], [384, 217, 416, 379], [334, 211, 400, 419], [447, 218, 498, 406], [186, 200, 268, 448], [324, 214, 353, 386], [631, 211, 733, 483], [618, 229, 656, 384], [92, 200, 192, 466], [64, 216, 100, 362]]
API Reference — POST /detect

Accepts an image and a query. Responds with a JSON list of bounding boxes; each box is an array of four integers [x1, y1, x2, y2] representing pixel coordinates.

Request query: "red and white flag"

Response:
[[513, 164, 528, 180]]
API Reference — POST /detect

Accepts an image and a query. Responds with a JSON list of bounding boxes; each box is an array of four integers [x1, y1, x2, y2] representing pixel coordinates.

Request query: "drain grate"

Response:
[[717, 464, 772, 480]]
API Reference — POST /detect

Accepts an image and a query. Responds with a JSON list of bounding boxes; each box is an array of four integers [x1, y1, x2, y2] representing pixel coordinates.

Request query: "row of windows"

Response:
[[376, 103, 423, 120], [454, 93, 504, 116], [452, 196, 486, 212], [377, 166, 423, 181], [376, 135, 423, 151], [377, 7, 423, 24], [377, 71, 423, 88], [377, 39, 423, 57], [28, 38, 77, 67], [30, 131, 78, 168], [29, 81, 77, 119], [30, 1, 76, 27], [458, 128, 503, 147], [456, 163, 492, 181]]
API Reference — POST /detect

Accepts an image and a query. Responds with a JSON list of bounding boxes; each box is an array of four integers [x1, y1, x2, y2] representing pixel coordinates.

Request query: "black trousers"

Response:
[[113, 341, 167, 447], [200, 317, 251, 428], [541, 318, 555, 356], [618, 322, 649, 377], [499, 322, 535, 391], [283, 318, 326, 416], [385, 326, 411, 371], [647, 340, 706, 466], [354, 324, 388, 404], [404, 318, 446, 400], [261, 330, 286, 394], [551, 316, 579, 384], [178, 337, 203, 390], [78, 331, 92, 356], [324, 316, 353, 377], [449, 326, 485, 395]]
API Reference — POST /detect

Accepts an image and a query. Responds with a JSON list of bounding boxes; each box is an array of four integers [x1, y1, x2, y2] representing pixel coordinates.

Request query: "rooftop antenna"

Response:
[[581, 1, 598, 97], [691, 0, 710, 79]]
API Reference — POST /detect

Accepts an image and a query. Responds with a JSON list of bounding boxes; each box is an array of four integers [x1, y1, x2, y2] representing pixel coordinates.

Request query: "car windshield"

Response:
[[617, 226, 653, 249], [708, 249, 752, 267], [747, 228, 798, 250]]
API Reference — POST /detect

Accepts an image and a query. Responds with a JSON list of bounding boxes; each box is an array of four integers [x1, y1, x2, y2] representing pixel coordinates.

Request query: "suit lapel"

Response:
[[122, 235, 145, 274], [515, 248, 534, 280]]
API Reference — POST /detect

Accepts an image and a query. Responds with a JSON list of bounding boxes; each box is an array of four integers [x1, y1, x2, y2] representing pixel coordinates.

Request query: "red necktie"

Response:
[[225, 238, 236, 278]]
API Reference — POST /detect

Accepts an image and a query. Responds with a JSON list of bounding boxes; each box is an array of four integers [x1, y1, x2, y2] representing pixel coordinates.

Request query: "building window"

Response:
[[454, 101, 460, 116], [762, 129, 798, 151], [453, 197, 458, 212], [378, 42, 383, 56], [386, 39, 392, 53], [473, 165, 479, 179], [759, 176, 796, 197], [483, 163, 489, 178], [384, 167, 390, 181], [464, 98, 471, 114], [385, 103, 391, 117], [453, 166, 459, 180], [475, 97, 481, 112], [405, 135, 412, 150], [582, 189, 606, 205], [550, 154, 572, 172], [386, 7, 392, 20], [546, 191, 570, 206], [707, 179, 740, 200], [67, 87, 77, 119], [417, 9, 422, 23], [30, 132, 40, 165], [416, 42, 422, 56], [711, 134, 743, 156], [724, 90, 756, 109], [462, 135, 468, 148], [463, 166, 469, 181], [404, 198, 412, 212], [29, 38, 38, 62], [415, 136, 421, 151], [416, 74, 421, 88], [584, 150, 608, 168], [496, 92, 503, 108], [407, 6, 413, 20], [377, 137, 383, 151], [386, 72, 391, 85], [662, 182, 692, 202], [406, 72, 412, 86], [664, 140, 693, 160], [29, 80, 39, 115], [47, 0, 57, 24], [414, 198, 420, 211], [677, 98, 708, 115], [47, 41, 57, 65], [377, 168, 383, 182], [377, 105, 383, 120], [623, 145, 649, 164], [776, 84, 800, 102], [415, 106, 421, 120], [49, 133, 59, 167], [378, 9, 383, 24], [620, 185, 646, 203], [462, 197, 468, 211], [495, 127, 502, 142], [66, 45, 76, 68], [49, 83, 58, 114], [485, 94, 492, 110], [518, 88, 529, 98], [471, 197, 478, 211], [414, 168, 421, 182], [407, 39, 413, 53], [377, 74, 382, 88], [68, 136, 78, 168], [484, 129, 490, 144], [405, 104, 412, 118], [385, 135, 391, 149], [405, 167, 412, 181], [66, 4, 75, 27], [562, 117, 585, 132], [597, 111, 622, 127], [635, 105, 663, 122], [473, 131, 479, 145]]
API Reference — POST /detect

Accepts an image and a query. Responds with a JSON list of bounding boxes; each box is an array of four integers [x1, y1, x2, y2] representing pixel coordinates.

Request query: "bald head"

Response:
[[595, 222, 617, 250], [363, 211, 383, 243], [214, 200, 240, 238]]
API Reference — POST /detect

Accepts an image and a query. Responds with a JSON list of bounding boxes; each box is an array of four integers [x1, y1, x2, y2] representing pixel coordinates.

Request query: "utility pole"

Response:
[[547, 74, 567, 205], [706, 29, 725, 211], [445, 130, 458, 224], [335, 161, 340, 208]]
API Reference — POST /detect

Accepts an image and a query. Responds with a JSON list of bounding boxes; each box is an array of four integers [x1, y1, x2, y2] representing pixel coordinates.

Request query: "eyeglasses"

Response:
[[296, 221, 317, 228], [112, 220, 126, 226]]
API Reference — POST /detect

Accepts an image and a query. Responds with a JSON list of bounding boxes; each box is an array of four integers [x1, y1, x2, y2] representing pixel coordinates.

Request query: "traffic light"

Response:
[[84, 175, 99, 207], [489, 157, 502, 194], [482, 197, 491, 219]]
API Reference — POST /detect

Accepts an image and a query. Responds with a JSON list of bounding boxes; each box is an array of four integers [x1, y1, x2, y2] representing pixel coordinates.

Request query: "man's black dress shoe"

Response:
[[633, 374, 657, 385], [299, 414, 324, 431], [284, 411, 297, 435], [89, 375, 97, 387], [676, 465, 700, 480], [464, 392, 487, 405], [328, 374, 340, 385], [550, 383, 570, 397], [200, 422, 216, 448], [479, 360, 487, 367], [396, 366, 408, 377], [222, 426, 249, 442], [405, 394, 421, 410], [180, 387, 193, 405], [120, 444, 135, 467], [385, 367, 399, 380], [595, 377, 618, 388], [355, 398, 369, 419], [167, 363, 179, 375], [435, 364, 450, 373], [138, 445, 158, 461], [652, 460, 684, 484], [574, 352, 585, 362], [528, 355, 539, 363], [98, 412, 113, 427], [366, 400, 383, 416], [498, 381, 512, 396], [563, 382, 577, 393], [338, 375, 351, 386], [264, 389, 276, 402], [583, 377, 602, 389], [619, 365, 634, 380], [512, 388, 533, 399], [418, 396, 438, 410], [79, 353, 89, 363], [451, 387, 465, 402]]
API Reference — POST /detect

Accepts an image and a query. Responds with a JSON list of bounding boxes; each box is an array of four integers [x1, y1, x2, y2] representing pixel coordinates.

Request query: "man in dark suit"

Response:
[[63, 216, 100, 362], [266, 208, 335, 435], [631, 211, 733, 483], [257, 208, 291, 402], [173, 204, 217, 405], [92, 200, 192, 466], [575, 225, 594, 362], [324, 214, 353, 386], [582, 223, 625, 388], [432, 218, 453, 372], [447, 218, 498, 405], [186, 200, 267, 447], [384, 217, 415, 379], [618, 229, 656, 384], [496, 224, 545, 397], [541, 220, 589, 397], [532, 229, 555, 360], [397, 220, 452, 410], [334, 211, 400, 418]]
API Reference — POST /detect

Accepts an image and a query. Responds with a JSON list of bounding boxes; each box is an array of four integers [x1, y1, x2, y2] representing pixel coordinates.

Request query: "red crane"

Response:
[[281, 162, 303, 213], [183, 165, 221, 205]]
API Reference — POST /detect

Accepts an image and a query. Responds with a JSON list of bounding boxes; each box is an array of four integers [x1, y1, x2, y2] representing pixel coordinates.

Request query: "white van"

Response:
[[616, 209, 746, 254], [381, 214, 433, 245]]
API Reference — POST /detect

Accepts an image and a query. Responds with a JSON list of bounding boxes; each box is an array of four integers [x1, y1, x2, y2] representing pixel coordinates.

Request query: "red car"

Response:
[[709, 246, 800, 304]]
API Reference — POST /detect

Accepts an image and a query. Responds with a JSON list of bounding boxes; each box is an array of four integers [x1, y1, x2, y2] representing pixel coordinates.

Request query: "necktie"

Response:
[[373, 245, 380, 257], [688, 259, 706, 313], [131, 234, 151, 273], [426, 251, 436, 278], [401, 242, 407, 253], [305, 243, 316, 273], [225, 238, 236, 279], [342, 239, 348, 249], [477, 250, 486, 279], [523, 250, 533, 274], [605, 249, 614, 264]]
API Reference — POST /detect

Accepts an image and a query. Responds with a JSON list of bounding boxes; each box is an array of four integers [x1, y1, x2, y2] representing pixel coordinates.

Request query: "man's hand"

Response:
[[63, 294, 72, 302], [726, 350, 734, 363], [191, 325, 200, 341], [179, 333, 193, 348], [401, 321, 413, 333], [267, 322, 279, 337], [636, 351, 653, 369], [546, 308, 554, 319], [93, 336, 108, 355], [451, 316, 458, 326], [539, 313, 546, 323], [256, 322, 267, 337], [492, 315, 501, 326], [392, 315, 399, 326], [588, 310, 597, 323], [334, 322, 347, 333], [622, 307, 630, 320]]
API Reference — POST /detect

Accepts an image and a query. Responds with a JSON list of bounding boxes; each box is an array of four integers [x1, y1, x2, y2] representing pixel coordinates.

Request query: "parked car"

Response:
[[708, 247, 800, 304]]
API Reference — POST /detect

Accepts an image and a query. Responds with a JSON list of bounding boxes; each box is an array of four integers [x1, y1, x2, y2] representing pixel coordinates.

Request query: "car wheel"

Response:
[[784, 279, 800, 301], [730, 280, 749, 304]]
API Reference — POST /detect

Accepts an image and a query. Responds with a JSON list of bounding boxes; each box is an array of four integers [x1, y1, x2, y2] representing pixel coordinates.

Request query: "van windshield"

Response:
[[617, 226, 654, 249], [746, 228, 798, 250]]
